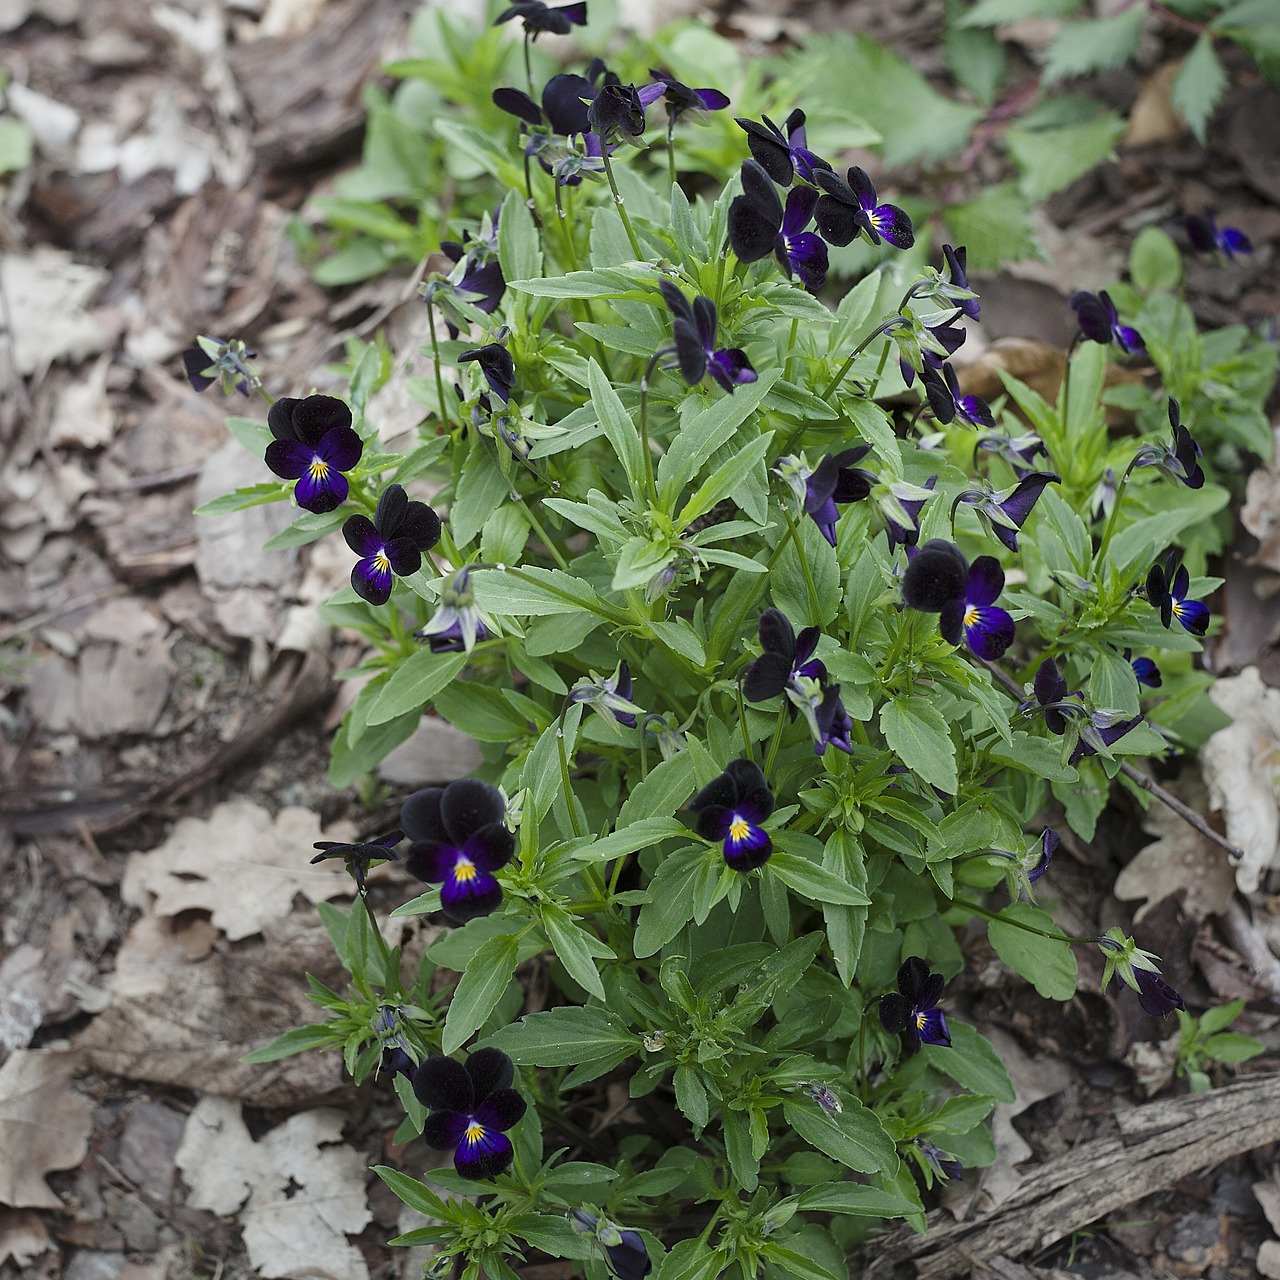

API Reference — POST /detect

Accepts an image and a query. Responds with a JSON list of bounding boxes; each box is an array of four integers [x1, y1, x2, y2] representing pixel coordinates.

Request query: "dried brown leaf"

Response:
[[0, 1050, 92, 1208]]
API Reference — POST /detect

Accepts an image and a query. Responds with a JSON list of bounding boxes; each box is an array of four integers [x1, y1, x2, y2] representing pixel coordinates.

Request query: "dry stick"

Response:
[[977, 656, 1245, 863], [867, 1073, 1280, 1279]]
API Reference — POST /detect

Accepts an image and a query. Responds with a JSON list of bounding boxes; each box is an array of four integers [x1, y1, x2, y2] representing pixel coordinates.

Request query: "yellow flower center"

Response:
[[373, 549, 391, 574], [464, 1121, 485, 1145], [308, 455, 331, 482], [915, 1012, 929, 1030], [963, 604, 980, 628], [454, 856, 478, 883], [728, 816, 750, 843]]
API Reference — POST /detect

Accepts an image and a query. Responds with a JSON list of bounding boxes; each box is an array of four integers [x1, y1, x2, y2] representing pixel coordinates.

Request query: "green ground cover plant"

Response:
[[187, 3, 1275, 1277]]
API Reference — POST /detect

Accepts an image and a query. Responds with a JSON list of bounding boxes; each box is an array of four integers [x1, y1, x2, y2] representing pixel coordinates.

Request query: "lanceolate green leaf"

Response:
[[442, 931, 521, 1054], [782, 1097, 898, 1175]]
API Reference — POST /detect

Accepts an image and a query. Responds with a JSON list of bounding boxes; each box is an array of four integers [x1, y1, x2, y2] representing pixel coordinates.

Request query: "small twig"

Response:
[[1221, 897, 1280, 1001]]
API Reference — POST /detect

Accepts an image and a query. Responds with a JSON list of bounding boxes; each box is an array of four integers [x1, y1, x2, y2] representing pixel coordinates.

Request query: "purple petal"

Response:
[[1220, 226, 1251, 257], [637, 81, 667, 110], [672, 318, 707, 384], [780, 185, 818, 238], [318, 424, 364, 472], [542, 73, 595, 135], [845, 166, 879, 213], [813, 195, 859, 247], [439, 862, 504, 922], [966, 556, 1005, 608], [292, 395, 352, 444], [423, 1110, 470, 1152], [964, 605, 1015, 660], [743, 652, 792, 702], [1034, 659, 1065, 707], [466, 1046, 516, 1101], [939, 598, 964, 646], [414, 1055, 475, 1112], [916, 1009, 950, 1047], [493, 86, 543, 126], [784, 232, 828, 291], [897, 957, 930, 1001], [1184, 214, 1216, 253], [695, 87, 730, 110], [351, 553, 393, 605], [707, 347, 755, 391], [454, 1123, 514, 1180], [264, 438, 313, 481], [728, 200, 778, 263], [692, 294, 717, 353], [870, 203, 914, 249], [1173, 599, 1209, 636], [441, 777, 507, 844], [722, 817, 772, 870], [957, 395, 995, 429], [461, 824, 517, 873], [1000, 472, 1059, 528], [758, 608, 797, 662], [473, 1088, 527, 1132], [293, 459, 350, 514], [401, 787, 446, 843]]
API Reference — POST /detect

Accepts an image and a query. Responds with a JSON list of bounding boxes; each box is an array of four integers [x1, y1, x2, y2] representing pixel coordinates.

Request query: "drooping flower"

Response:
[[459, 341, 516, 404], [651, 70, 729, 125], [373, 1005, 417, 1079], [264, 394, 365, 514], [418, 567, 491, 655], [813, 165, 914, 250], [1185, 211, 1251, 260], [1132, 396, 1204, 490], [915, 1138, 963, 1181], [494, 72, 595, 137], [1023, 659, 1142, 763], [657, 280, 756, 393], [743, 608, 824, 703], [1069, 289, 1145, 356], [883, 476, 936, 554], [901, 539, 970, 613], [586, 80, 666, 144], [494, 0, 587, 36], [414, 1048, 527, 1179], [570, 1210, 652, 1280], [643, 713, 686, 761], [343, 485, 442, 606], [734, 109, 830, 185], [1097, 931, 1186, 1018], [878, 957, 951, 1053], [898, 316, 966, 390], [956, 471, 1060, 553], [688, 758, 775, 871], [309, 831, 403, 894], [569, 660, 642, 730], [1125, 649, 1162, 688], [727, 158, 829, 291], [939, 244, 979, 320], [920, 362, 993, 429], [975, 431, 1048, 478], [802, 446, 876, 546], [937, 555, 1016, 661], [427, 224, 506, 340], [403, 778, 516, 922], [1027, 827, 1058, 883], [1134, 967, 1186, 1017], [1145, 550, 1209, 636], [181, 335, 257, 396]]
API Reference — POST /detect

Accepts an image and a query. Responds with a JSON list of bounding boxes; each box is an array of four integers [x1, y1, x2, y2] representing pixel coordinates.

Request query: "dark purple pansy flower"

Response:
[[975, 431, 1048, 478], [878, 957, 951, 1053], [432, 235, 506, 340], [494, 72, 595, 137], [1027, 827, 1057, 883], [813, 165, 914, 250], [1145, 550, 1209, 636], [1125, 649, 1162, 688], [403, 778, 516, 922], [940, 244, 978, 320], [1133, 396, 1204, 490], [650, 69, 729, 123], [813, 685, 855, 756], [569, 660, 641, 730], [1072, 710, 1143, 764], [727, 159, 829, 291], [494, 0, 587, 36], [1185, 211, 1251, 260], [570, 1210, 652, 1280], [901, 539, 969, 613], [459, 342, 516, 403], [734, 109, 831, 186], [743, 608, 824, 702], [885, 476, 936, 553], [899, 318, 966, 390], [658, 280, 756, 393], [1134, 967, 1186, 1017], [418, 567, 490, 655], [1069, 290, 1145, 357], [310, 831, 403, 894], [182, 336, 257, 396], [414, 1048, 527, 1180], [915, 1139, 963, 1181], [803, 446, 875, 546], [264, 394, 365, 514], [343, 484, 442, 606], [688, 758, 775, 871], [957, 471, 1060, 553], [920, 362, 993, 429], [938, 555, 1016, 661], [1027, 658, 1073, 737], [586, 80, 666, 143]]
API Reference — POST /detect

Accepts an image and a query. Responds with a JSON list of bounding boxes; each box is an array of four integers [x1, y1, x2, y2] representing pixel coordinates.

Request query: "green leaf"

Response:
[[193, 483, 287, 517], [588, 358, 645, 500], [470, 566, 617, 620], [329, 705, 418, 787], [450, 446, 511, 549], [262, 508, 348, 552], [674, 1063, 709, 1129], [767, 852, 872, 907], [634, 846, 706, 957], [772, 516, 841, 628], [617, 752, 699, 826], [1203, 1031, 1265, 1064], [782, 1098, 899, 1175], [241, 1023, 338, 1063], [925, 1021, 1015, 1102], [540, 902, 613, 999], [225, 415, 272, 455], [1006, 113, 1126, 201], [565, 817, 689, 863], [942, 183, 1038, 271], [797, 1182, 921, 1217], [677, 432, 774, 530], [760, 1245, 842, 1280], [943, 3, 1008, 106], [1042, 8, 1145, 82], [1171, 35, 1227, 143], [367, 650, 467, 726], [1129, 225, 1183, 293], [498, 193, 542, 286], [484, 1005, 638, 1066], [442, 931, 520, 1054], [432, 681, 532, 742], [987, 903, 1079, 1000], [988, 732, 1078, 783], [612, 536, 674, 593], [374, 1166, 449, 1220], [880, 696, 958, 795]]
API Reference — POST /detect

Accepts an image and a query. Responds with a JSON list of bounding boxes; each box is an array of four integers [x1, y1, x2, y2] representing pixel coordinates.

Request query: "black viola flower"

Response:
[[1069, 290, 1145, 357], [658, 280, 756, 393], [1027, 658, 1073, 736], [459, 341, 516, 403], [494, 72, 595, 137], [813, 165, 914, 250], [1022, 659, 1136, 763], [727, 159, 829, 291], [1073, 710, 1143, 764], [884, 475, 936, 554], [414, 1048, 527, 1180], [494, 0, 587, 36], [418, 567, 491, 655], [938, 555, 1016, 661], [813, 685, 854, 756], [403, 778, 516, 922], [309, 831, 403, 894], [1145, 550, 1209, 636], [570, 1210, 652, 1280], [650, 69, 729, 124], [878, 957, 951, 1053], [430, 230, 506, 340], [1133, 396, 1204, 490], [899, 317, 966, 390], [901, 539, 969, 612], [264, 394, 364, 514], [940, 244, 979, 320], [1185, 211, 1251, 260], [343, 484, 442, 606], [803, 446, 875, 546], [1134, 967, 1186, 1018], [688, 758, 775, 871], [920, 362, 993, 429], [586, 80, 666, 143], [182, 335, 257, 396], [734, 109, 830, 185], [915, 1139, 964, 1181], [975, 431, 1048, 478], [569, 660, 642, 730], [957, 471, 1060, 553], [743, 608, 824, 703]]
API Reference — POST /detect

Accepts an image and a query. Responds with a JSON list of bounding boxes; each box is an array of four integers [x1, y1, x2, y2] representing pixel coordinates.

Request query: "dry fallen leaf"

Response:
[[1242, 426, 1280, 575], [176, 1097, 372, 1280], [0, 1209, 53, 1267], [1200, 668, 1280, 893], [0, 1050, 93, 1209], [121, 798, 356, 941], [1124, 60, 1184, 148], [0, 248, 110, 378], [1113, 779, 1236, 922]]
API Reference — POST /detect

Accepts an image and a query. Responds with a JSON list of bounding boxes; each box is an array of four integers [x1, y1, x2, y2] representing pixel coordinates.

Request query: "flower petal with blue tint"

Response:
[[964, 604, 1015, 660], [1173, 599, 1210, 636], [871, 203, 914, 249], [1131, 656, 1161, 687], [439, 855, 503, 921], [707, 347, 755, 391], [454, 1120, 515, 1179], [966, 556, 1005, 608], [916, 1008, 951, 1046], [473, 1088, 527, 1132], [352, 549, 394, 605], [721, 811, 772, 871], [423, 1109, 470, 1152]]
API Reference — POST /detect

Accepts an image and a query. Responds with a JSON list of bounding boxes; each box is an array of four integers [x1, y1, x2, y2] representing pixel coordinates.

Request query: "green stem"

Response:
[[735, 677, 753, 761], [778, 500, 821, 621], [782, 317, 800, 384], [713, 247, 728, 313], [638, 352, 662, 508], [666, 115, 677, 190], [427, 301, 451, 427], [557, 706, 586, 839], [1095, 457, 1139, 572], [522, 33, 534, 96], [600, 145, 642, 260], [949, 894, 1094, 945], [763, 702, 789, 777], [361, 892, 399, 992], [821, 316, 906, 400], [864, 339, 894, 401], [515, 494, 571, 571]]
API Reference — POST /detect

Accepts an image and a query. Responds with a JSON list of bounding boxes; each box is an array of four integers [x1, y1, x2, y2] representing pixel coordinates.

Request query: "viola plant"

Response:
[[203, 6, 1279, 1279]]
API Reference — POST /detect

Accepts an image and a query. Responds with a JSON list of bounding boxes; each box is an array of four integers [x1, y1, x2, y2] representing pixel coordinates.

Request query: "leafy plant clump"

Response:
[[192, 4, 1276, 1277]]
